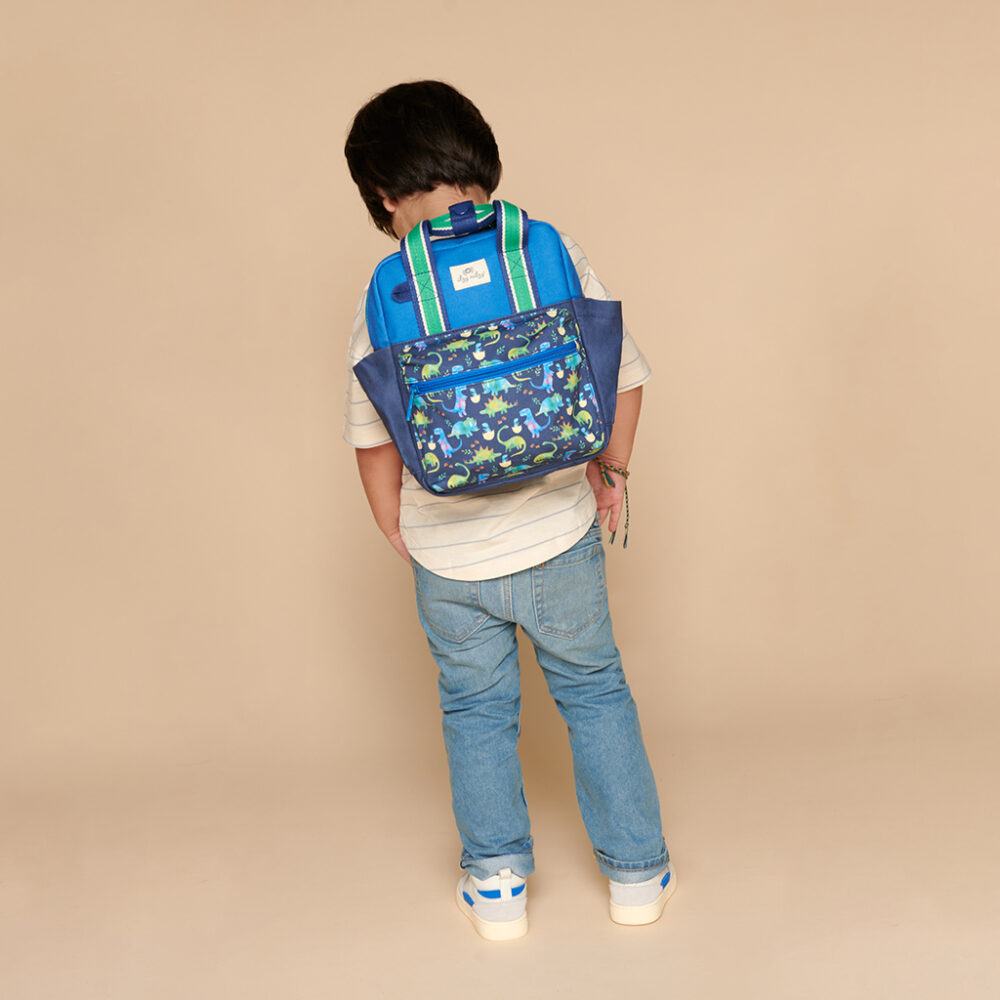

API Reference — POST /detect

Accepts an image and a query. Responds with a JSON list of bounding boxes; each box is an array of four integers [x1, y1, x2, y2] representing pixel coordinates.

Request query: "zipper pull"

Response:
[[406, 386, 417, 420]]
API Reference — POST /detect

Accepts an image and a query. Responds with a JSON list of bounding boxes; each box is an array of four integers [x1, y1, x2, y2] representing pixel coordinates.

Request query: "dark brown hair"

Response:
[[345, 81, 502, 236]]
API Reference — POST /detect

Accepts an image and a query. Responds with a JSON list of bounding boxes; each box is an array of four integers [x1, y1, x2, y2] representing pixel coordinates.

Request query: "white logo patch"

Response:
[[450, 258, 491, 291]]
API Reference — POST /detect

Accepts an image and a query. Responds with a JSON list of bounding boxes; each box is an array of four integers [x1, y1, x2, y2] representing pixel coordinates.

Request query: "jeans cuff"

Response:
[[460, 850, 535, 881], [593, 843, 669, 884]]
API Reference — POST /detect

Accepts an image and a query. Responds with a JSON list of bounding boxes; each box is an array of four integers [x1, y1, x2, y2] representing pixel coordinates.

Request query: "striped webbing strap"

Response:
[[495, 201, 538, 316], [400, 200, 538, 338], [401, 221, 448, 338]]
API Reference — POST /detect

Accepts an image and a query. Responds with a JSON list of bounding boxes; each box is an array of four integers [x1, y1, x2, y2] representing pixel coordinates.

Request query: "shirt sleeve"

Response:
[[342, 286, 392, 448], [559, 233, 652, 393]]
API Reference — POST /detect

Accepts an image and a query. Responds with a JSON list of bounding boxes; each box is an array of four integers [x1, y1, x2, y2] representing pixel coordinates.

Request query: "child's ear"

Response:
[[379, 191, 398, 217]]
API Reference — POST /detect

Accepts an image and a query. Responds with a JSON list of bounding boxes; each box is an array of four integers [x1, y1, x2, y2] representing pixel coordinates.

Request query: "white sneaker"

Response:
[[456, 867, 528, 941], [608, 862, 676, 925]]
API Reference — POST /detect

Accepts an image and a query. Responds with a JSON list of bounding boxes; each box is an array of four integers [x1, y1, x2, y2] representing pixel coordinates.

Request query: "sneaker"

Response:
[[608, 862, 676, 925], [456, 867, 528, 941]]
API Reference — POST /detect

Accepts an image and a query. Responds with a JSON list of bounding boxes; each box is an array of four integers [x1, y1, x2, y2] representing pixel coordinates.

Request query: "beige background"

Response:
[[3, 1, 998, 997]]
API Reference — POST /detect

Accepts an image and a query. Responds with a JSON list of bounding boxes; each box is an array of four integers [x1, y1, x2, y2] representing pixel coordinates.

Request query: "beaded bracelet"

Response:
[[595, 459, 630, 548]]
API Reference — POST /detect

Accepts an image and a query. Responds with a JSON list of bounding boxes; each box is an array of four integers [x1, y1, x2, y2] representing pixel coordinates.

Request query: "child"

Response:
[[343, 80, 674, 940]]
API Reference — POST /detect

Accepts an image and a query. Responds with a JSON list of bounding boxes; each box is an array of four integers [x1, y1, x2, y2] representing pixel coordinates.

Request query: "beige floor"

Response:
[[3, 676, 997, 1000]]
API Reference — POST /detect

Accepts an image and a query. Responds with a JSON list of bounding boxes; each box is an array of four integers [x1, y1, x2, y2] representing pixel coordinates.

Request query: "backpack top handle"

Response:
[[400, 200, 540, 339]]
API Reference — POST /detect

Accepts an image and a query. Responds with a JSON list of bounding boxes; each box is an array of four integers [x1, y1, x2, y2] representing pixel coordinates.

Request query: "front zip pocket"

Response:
[[406, 341, 580, 419], [394, 305, 606, 493]]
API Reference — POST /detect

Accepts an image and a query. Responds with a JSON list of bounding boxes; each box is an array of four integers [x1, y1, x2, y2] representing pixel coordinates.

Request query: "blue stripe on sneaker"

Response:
[[661, 871, 671, 888], [476, 883, 526, 900], [463, 891, 474, 907]]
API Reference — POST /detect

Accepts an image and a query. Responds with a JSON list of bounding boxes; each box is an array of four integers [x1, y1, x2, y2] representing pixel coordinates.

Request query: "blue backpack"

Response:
[[353, 200, 623, 495]]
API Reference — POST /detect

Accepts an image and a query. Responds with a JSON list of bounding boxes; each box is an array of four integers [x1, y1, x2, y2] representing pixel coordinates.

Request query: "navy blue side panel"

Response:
[[352, 349, 423, 478], [572, 297, 623, 429]]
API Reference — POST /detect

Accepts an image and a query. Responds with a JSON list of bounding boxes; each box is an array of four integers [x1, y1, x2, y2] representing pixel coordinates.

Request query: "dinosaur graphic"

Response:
[[480, 395, 512, 417], [479, 422, 496, 440], [518, 408, 550, 439], [420, 353, 443, 381], [506, 334, 533, 361], [573, 408, 598, 443], [582, 383, 599, 409], [431, 427, 456, 456], [422, 451, 440, 473], [471, 445, 500, 464], [497, 426, 527, 456], [532, 441, 559, 464], [448, 417, 478, 441], [556, 420, 580, 441], [411, 409, 430, 427], [531, 362, 556, 390], [446, 464, 471, 490], [441, 382, 468, 415], [536, 393, 564, 417], [481, 376, 515, 395], [472, 327, 502, 360], [574, 407, 597, 443]]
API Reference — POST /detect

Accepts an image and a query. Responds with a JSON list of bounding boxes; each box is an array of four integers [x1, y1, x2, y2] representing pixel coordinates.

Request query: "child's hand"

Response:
[[356, 443, 410, 563], [385, 526, 411, 563], [587, 459, 627, 537]]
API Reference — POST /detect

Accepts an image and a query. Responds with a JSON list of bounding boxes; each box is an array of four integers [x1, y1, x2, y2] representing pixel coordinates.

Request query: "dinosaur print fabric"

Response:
[[395, 305, 606, 493]]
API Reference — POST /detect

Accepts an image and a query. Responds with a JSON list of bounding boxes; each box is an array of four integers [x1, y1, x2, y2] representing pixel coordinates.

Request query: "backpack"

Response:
[[353, 200, 623, 495]]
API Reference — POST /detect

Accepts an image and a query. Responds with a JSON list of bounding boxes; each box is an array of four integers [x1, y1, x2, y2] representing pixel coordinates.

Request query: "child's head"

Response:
[[345, 81, 502, 237]]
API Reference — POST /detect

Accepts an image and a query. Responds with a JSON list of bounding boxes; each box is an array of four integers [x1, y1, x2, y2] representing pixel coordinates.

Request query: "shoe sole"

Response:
[[609, 869, 678, 926], [455, 881, 528, 941]]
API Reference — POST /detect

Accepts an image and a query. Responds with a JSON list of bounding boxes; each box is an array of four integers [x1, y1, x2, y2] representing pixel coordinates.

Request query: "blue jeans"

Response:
[[411, 520, 668, 884]]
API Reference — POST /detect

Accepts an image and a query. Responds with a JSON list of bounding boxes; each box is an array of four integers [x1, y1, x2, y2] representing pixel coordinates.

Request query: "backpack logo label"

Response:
[[450, 259, 491, 291]]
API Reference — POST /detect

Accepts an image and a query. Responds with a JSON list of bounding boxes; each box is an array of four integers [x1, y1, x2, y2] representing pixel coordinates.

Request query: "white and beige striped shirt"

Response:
[[343, 235, 651, 581]]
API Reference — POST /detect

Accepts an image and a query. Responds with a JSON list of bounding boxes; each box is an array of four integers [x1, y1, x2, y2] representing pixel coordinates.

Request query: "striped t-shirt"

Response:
[[343, 234, 652, 581]]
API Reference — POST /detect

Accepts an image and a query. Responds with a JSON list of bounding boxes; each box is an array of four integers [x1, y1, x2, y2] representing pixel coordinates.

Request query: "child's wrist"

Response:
[[593, 458, 632, 548], [595, 457, 629, 480]]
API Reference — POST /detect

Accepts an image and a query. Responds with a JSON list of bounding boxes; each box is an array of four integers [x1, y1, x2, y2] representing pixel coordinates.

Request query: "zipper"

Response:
[[406, 341, 578, 419]]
